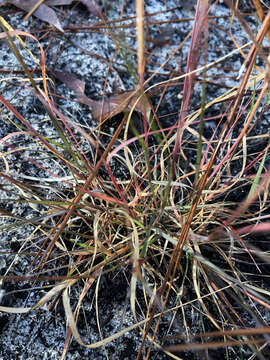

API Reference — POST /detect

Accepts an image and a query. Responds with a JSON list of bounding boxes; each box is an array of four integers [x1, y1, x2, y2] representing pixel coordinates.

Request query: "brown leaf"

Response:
[[78, 0, 102, 18], [53, 70, 152, 121], [8, 0, 64, 32], [46, 0, 101, 18], [47, 0, 102, 18], [45, 0, 73, 4], [6, 0, 103, 32], [54, 70, 86, 96]]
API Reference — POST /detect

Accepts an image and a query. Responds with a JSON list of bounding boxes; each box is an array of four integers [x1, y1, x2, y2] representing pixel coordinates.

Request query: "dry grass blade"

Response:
[[136, 0, 145, 85], [173, 0, 209, 165], [252, 0, 270, 43]]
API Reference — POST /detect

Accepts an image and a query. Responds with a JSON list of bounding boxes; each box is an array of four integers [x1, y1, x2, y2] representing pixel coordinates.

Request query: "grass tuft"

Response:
[[1, 1, 270, 359]]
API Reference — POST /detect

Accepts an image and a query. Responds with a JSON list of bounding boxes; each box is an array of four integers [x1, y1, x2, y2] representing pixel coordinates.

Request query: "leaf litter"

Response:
[[3, 0, 102, 32]]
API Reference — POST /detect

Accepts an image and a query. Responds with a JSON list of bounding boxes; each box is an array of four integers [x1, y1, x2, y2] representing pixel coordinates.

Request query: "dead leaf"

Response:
[[54, 70, 87, 96], [45, 0, 73, 4], [8, 0, 64, 32], [53, 70, 152, 121], [23, 0, 46, 21], [77, 0, 101, 18], [46, 0, 101, 18], [6, 0, 102, 32]]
